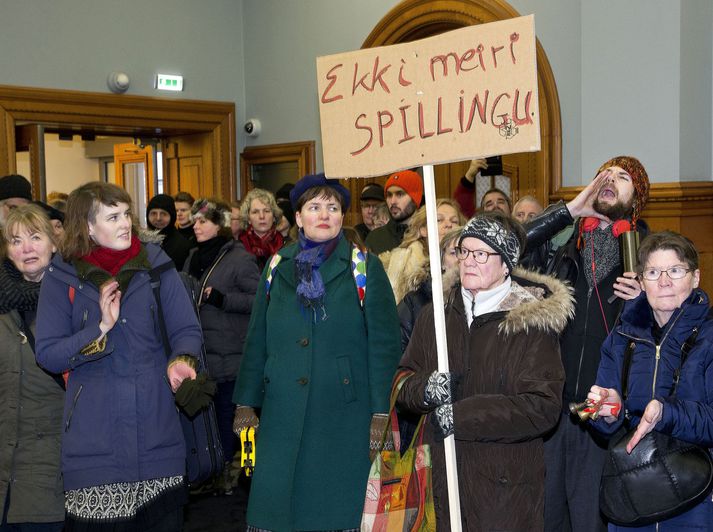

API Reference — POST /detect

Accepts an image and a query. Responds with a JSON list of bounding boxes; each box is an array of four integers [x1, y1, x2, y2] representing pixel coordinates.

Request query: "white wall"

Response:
[[241, 0, 401, 163], [680, 0, 713, 180], [0, 0, 248, 168]]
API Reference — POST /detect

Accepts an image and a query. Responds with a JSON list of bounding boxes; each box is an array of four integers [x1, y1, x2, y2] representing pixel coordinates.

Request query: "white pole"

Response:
[[422, 164, 462, 531]]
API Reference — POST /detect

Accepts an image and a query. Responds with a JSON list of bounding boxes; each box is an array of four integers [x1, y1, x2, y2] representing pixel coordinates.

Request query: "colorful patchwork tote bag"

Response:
[[361, 373, 436, 532]]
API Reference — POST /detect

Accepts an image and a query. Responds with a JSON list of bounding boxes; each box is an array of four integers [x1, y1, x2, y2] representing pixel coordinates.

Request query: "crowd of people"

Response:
[[1, 153, 712, 531]]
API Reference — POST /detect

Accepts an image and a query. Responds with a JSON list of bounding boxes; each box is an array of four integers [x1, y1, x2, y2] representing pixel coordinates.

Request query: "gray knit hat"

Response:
[[458, 213, 521, 272]]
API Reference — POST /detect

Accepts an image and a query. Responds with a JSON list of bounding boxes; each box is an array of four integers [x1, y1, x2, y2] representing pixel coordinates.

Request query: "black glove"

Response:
[[204, 288, 225, 308], [431, 403, 454, 441], [424, 371, 459, 409], [175, 373, 216, 417]]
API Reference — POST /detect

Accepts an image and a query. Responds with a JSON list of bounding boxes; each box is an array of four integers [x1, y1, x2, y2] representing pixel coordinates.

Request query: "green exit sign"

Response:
[[156, 74, 184, 91]]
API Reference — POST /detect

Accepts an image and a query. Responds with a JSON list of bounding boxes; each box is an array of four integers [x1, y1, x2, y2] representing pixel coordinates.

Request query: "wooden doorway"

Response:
[[353, 0, 562, 218], [0, 85, 236, 201]]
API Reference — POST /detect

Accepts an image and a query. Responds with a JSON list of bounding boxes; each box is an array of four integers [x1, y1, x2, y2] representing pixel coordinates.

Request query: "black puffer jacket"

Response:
[[184, 240, 260, 381], [524, 202, 649, 403]]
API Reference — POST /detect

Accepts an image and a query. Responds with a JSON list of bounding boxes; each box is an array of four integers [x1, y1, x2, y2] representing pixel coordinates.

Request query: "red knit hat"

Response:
[[384, 170, 423, 206], [596, 155, 650, 227]]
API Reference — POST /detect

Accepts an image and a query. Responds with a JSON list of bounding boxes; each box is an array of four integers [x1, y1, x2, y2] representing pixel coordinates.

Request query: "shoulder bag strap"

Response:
[[622, 327, 700, 402], [672, 327, 699, 395], [198, 249, 229, 306], [148, 261, 176, 359]]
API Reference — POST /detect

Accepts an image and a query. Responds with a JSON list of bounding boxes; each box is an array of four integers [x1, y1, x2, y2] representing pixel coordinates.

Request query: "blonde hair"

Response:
[[238, 188, 282, 231], [400, 198, 465, 248], [3, 203, 58, 249]]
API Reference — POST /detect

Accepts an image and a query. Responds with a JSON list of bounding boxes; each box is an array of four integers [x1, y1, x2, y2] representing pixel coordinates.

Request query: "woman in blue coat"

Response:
[[35, 182, 203, 532], [233, 173, 401, 531], [588, 231, 713, 530]]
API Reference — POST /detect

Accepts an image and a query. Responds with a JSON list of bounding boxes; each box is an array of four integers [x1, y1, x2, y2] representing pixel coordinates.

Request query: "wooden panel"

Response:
[[0, 84, 235, 203], [163, 132, 214, 200]]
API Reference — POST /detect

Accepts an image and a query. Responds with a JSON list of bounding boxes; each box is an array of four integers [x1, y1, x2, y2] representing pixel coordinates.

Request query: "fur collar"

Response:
[[379, 240, 430, 305], [497, 267, 575, 336], [444, 266, 575, 336]]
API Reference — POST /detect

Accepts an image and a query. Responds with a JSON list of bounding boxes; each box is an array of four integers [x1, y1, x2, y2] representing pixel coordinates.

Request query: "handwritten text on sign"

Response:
[[316, 15, 540, 178]]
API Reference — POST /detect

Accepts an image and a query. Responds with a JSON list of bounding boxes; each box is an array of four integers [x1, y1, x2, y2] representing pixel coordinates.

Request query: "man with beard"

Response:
[[524, 156, 650, 532], [365, 170, 423, 254]]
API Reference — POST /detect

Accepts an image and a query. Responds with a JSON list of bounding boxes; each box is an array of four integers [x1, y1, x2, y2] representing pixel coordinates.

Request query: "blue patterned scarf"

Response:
[[295, 230, 343, 321]]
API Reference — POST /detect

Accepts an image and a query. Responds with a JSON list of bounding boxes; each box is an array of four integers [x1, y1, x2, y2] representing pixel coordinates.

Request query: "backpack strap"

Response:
[[350, 245, 367, 308], [148, 261, 177, 359], [264, 253, 283, 300], [265, 244, 368, 308]]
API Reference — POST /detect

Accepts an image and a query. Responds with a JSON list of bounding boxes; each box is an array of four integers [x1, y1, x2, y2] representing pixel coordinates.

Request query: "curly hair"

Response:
[[238, 188, 282, 231]]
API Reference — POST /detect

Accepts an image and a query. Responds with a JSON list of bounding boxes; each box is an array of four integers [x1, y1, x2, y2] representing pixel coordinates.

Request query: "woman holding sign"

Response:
[[396, 212, 572, 530]]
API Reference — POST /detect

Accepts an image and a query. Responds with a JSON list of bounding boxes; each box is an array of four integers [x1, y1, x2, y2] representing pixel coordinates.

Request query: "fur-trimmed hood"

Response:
[[380, 240, 461, 304], [379, 240, 429, 305], [497, 267, 574, 336], [446, 266, 575, 336]]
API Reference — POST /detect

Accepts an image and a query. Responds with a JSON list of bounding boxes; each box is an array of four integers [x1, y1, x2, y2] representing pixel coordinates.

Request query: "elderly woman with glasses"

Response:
[[395, 211, 574, 531], [587, 231, 713, 530]]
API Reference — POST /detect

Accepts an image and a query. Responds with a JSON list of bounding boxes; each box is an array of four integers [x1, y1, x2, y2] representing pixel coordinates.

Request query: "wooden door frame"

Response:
[[240, 140, 316, 193], [0, 84, 237, 201], [362, 0, 562, 202]]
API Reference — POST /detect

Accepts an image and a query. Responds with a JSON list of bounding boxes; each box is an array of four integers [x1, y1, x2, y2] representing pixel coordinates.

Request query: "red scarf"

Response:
[[82, 234, 141, 276], [239, 226, 284, 259]]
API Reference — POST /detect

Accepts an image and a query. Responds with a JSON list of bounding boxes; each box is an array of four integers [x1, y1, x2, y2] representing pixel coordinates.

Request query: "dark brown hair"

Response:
[[174, 191, 195, 205], [480, 188, 512, 212], [637, 231, 699, 273], [295, 186, 347, 213], [61, 182, 138, 259]]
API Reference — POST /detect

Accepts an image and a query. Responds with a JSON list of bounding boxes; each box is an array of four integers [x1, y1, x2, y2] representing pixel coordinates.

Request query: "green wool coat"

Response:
[[234, 236, 401, 531]]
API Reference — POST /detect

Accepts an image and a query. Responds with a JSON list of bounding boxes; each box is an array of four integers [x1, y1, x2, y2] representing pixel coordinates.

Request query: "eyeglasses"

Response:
[[641, 266, 693, 281], [454, 247, 500, 263]]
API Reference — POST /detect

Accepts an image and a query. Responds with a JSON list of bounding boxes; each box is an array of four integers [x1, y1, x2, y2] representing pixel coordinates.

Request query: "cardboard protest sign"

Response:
[[317, 15, 540, 178]]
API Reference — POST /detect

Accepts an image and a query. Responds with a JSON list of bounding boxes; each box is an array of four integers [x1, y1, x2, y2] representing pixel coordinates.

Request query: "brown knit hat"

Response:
[[596, 155, 649, 227]]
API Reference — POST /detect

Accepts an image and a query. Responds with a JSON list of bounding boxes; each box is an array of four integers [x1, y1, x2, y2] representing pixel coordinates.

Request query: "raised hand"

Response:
[[566, 169, 612, 221], [99, 280, 121, 335]]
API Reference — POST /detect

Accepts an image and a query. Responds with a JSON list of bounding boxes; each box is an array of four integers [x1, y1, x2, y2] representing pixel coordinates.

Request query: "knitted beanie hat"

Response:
[[384, 170, 423, 206], [458, 213, 521, 272], [596, 155, 649, 227], [0, 174, 32, 201]]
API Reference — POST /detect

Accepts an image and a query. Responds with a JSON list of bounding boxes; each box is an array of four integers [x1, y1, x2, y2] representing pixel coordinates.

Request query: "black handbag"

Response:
[[149, 263, 225, 485], [600, 329, 713, 526]]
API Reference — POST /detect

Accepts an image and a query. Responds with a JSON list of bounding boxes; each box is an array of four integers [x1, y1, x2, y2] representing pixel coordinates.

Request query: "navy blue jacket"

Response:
[[35, 243, 203, 490], [593, 289, 713, 528]]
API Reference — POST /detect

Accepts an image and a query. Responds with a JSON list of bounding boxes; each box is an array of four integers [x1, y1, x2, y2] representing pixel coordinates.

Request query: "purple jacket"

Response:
[[35, 243, 202, 490]]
